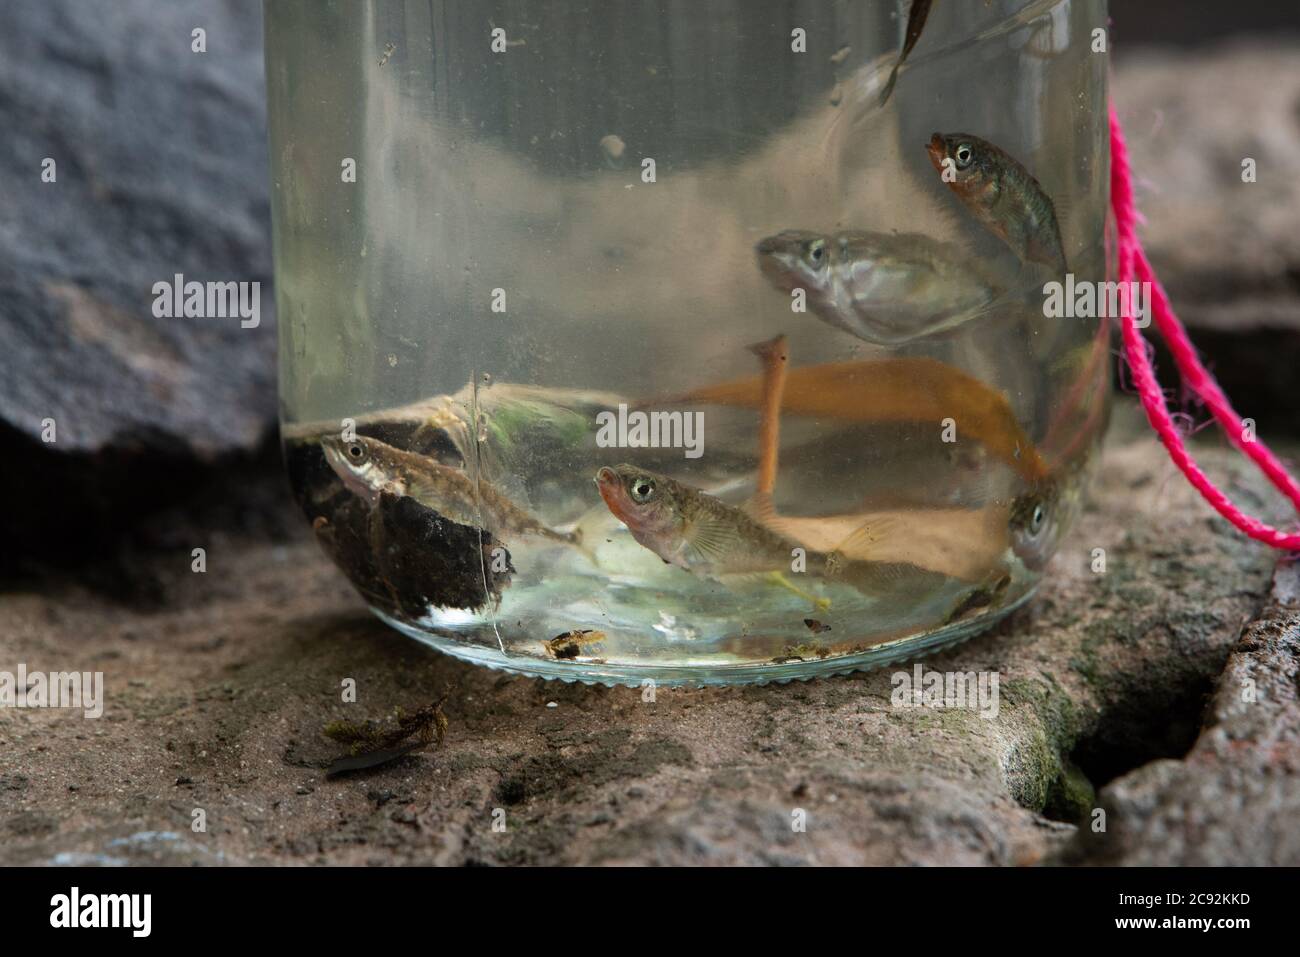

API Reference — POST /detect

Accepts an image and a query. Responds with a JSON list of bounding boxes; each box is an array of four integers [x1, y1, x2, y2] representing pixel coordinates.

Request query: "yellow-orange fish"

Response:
[[654, 357, 1050, 483]]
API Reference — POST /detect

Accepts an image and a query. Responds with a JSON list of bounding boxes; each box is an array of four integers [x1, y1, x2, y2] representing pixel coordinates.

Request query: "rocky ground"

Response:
[[1, 3, 1298, 865], [1, 407, 1297, 866]]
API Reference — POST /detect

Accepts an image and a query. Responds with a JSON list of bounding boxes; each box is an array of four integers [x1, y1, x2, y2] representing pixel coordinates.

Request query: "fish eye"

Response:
[[806, 239, 826, 266], [629, 477, 656, 503], [955, 143, 974, 169], [1029, 503, 1046, 534], [347, 443, 365, 461]]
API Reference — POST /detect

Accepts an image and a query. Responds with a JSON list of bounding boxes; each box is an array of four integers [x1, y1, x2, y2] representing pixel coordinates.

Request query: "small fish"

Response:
[[878, 0, 934, 106], [597, 464, 806, 576], [755, 229, 1000, 344], [594, 464, 945, 599], [655, 356, 1052, 483], [322, 434, 580, 548], [926, 132, 1067, 273], [1008, 481, 1061, 571]]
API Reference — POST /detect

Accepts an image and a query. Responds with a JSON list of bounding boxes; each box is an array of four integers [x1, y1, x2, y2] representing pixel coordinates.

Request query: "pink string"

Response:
[[1110, 102, 1300, 550]]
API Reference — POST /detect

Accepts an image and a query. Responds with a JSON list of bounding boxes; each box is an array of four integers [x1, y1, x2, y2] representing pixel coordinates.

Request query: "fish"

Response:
[[653, 356, 1051, 483], [878, 0, 934, 106], [925, 132, 1067, 273], [1008, 480, 1062, 571], [322, 434, 581, 548], [594, 464, 947, 601], [755, 229, 1001, 344]]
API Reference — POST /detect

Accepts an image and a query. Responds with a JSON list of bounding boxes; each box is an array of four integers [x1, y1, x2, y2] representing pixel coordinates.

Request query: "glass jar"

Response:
[[267, 0, 1110, 685]]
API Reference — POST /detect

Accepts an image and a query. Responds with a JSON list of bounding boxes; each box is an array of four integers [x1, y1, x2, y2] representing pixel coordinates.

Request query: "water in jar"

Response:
[[268, 0, 1110, 684]]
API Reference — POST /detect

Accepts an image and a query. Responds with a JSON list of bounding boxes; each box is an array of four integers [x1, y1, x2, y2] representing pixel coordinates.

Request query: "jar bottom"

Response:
[[371, 583, 1038, 687]]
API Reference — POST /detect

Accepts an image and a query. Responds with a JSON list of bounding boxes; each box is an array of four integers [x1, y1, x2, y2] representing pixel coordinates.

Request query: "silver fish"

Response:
[[756, 229, 1001, 344], [322, 434, 581, 547]]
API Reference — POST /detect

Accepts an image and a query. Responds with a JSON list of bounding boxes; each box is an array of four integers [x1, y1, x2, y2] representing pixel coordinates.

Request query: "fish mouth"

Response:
[[755, 253, 794, 289], [595, 467, 633, 524], [755, 235, 804, 289], [320, 435, 348, 473], [925, 133, 946, 170], [594, 466, 622, 501]]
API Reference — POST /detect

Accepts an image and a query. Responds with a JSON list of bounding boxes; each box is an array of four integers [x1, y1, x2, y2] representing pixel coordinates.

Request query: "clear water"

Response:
[[267, 0, 1110, 684]]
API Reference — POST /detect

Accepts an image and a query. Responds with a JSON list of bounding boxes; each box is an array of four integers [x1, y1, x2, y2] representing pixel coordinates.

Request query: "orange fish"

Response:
[[655, 356, 1050, 483]]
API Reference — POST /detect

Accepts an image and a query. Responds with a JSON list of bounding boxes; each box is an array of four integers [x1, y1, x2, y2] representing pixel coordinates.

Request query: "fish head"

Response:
[[595, 465, 683, 545], [927, 133, 994, 197], [755, 230, 834, 298], [321, 434, 387, 503], [1008, 482, 1061, 571]]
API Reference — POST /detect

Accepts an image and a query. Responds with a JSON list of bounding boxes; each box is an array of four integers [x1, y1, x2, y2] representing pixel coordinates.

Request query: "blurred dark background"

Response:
[[1113, 0, 1299, 45]]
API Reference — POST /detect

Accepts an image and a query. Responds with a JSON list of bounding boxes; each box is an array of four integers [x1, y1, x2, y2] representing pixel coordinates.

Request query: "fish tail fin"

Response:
[[572, 528, 600, 565], [568, 504, 621, 566], [548, 524, 598, 564]]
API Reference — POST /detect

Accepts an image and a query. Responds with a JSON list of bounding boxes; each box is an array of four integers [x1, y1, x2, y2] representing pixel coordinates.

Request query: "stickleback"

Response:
[[926, 131, 1067, 273], [322, 434, 580, 547]]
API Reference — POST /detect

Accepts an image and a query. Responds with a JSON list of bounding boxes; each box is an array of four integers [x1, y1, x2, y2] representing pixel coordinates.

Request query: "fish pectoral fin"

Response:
[[551, 525, 597, 563], [405, 474, 485, 529], [403, 475, 446, 511], [682, 517, 738, 566]]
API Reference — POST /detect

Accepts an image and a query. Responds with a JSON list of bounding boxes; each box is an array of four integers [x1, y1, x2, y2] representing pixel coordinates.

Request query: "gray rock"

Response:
[[0, 0, 273, 458], [1067, 559, 1300, 865]]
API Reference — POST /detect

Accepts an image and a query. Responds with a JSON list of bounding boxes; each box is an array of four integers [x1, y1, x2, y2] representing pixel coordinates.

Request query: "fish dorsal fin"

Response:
[[829, 515, 900, 561], [820, 516, 902, 585]]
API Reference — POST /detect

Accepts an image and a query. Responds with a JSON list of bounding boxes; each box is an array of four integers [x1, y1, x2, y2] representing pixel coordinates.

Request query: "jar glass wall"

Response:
[[267, 0, 1110, 685]]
